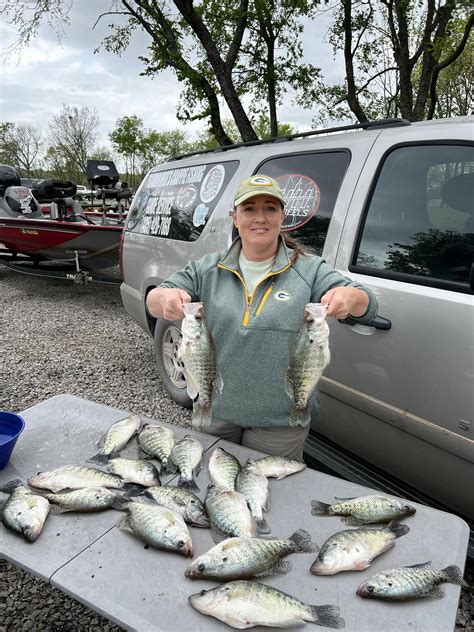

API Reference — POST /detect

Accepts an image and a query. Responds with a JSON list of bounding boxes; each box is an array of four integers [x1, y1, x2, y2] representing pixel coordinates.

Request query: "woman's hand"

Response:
[[320, 286, 369, 319], [146, 287, 192, 320]]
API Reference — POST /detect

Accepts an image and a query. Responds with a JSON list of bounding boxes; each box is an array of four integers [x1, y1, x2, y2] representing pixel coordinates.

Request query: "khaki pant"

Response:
[[200, 417, 310, 461]]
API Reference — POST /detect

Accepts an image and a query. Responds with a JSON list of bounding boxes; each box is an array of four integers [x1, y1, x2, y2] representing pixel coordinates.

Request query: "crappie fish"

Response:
[[27, 464, 135, 493], [311, 494, 416, 526], [236, 462, 270, 534], [189, 580, 345, 629], [357, 561, 464, 601], [179, 302, 223, 428], [168, 435, 203, 492], [186, 529, 318, 581], [138, 424, 174, 473], [209, 447, 241, 490], [0, 480, 50, 542], [286, 303, 330, 427], [88, 414, 142, 464], [205, 484, 257, 543], [113, 497, 193, 556], [246, 456, 306, 480], [310, 520, 409, 575], [106, 458, 161, 487], [144, 486, 209, 527], [37, 487, 121, 513]]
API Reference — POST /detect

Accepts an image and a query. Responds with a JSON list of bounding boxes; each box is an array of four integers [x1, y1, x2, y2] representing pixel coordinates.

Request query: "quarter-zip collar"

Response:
[[218, 236, 292, 273]]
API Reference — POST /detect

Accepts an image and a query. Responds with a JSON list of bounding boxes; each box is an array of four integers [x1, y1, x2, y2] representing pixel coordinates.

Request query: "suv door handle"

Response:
[[340, 315, 392, 330]]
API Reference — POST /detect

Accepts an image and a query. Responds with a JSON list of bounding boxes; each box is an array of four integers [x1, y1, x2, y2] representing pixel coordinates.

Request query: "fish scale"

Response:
[[138, 424, 174, 470]]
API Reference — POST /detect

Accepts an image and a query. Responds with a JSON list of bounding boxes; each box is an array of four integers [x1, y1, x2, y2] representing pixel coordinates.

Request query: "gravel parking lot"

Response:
[[0, 264, 472, 631]]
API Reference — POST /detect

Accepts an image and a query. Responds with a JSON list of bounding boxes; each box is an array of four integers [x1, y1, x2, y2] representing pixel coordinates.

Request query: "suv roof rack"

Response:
[[168, 117, 411, 162]]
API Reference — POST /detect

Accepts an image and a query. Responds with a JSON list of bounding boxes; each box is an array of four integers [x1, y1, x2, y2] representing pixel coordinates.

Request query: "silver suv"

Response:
[[120, 116, 474, 520]]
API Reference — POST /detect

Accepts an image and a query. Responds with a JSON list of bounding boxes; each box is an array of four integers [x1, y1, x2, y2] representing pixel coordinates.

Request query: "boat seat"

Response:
[[33, 179, 77, 202]]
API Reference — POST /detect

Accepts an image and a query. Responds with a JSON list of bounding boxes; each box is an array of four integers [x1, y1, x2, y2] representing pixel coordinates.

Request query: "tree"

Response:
[[0, 121, 43, 176], [138, 129, 194, 176], [109, 115, 145, 187], [311, 0, 473, 124], [49, 105, 101, 178]]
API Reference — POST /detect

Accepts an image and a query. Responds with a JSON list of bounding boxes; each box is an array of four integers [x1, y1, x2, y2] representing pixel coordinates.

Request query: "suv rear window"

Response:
[[257, 150, 350, 255], [126, 161, 239, 241], [352, 144, 474, 291]]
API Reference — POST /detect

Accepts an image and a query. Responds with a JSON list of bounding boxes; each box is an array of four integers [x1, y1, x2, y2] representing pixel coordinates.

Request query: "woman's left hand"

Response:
[[320, 286, 369, 319]]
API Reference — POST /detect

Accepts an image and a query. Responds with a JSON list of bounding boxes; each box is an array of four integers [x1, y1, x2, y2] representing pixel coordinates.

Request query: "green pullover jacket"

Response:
[[161, 237, 378, 428]]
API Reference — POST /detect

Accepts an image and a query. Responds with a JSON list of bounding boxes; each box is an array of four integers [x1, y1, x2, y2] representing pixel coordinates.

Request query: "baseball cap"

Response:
[[233, 174, 285, 207]]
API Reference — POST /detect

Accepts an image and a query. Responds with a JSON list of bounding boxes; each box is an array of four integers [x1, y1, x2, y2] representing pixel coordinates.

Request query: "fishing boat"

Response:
[[0, 162, 126, 283]]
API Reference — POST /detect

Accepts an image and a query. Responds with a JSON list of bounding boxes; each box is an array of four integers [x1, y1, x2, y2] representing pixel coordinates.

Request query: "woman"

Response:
[[146, 175, 378, 460]]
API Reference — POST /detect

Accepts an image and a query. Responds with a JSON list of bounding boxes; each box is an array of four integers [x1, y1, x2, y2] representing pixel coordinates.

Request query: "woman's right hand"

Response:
[[146, 287, 192, 320]]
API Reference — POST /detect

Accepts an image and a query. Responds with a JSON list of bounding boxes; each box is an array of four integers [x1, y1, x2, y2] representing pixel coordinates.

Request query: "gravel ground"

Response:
[[0, 265, 472, 631]]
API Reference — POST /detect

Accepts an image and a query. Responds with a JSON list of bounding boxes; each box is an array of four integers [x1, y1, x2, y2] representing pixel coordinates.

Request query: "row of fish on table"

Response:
[[0, 414, 465, 629]]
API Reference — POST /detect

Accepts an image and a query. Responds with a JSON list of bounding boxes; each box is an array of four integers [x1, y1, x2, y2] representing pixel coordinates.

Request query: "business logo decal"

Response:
[[277, 174, 320, 231]]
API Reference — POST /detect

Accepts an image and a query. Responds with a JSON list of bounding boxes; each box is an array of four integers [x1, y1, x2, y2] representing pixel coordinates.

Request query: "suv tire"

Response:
[[153, 319, 192, 408]]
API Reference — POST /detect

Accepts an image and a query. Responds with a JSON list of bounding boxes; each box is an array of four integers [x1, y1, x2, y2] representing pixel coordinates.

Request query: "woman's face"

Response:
[[233, 194, 285, 260]]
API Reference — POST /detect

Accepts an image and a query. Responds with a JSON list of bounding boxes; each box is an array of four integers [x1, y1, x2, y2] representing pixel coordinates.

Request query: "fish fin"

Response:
[[426, 585, 445, 599], [23, 527, 43, 543], [184, 373, 199, 400], [213, 369, 224, 394], [334, 496, 356, 501], [256, 517, 271, 534], [210, 524, 228, 544], [49, 504, 71, 514], [0, 500, 6, 516], [259, 559, 292, 576], [122, 484, 145, 497], [193, 458, 203, 478], [285, 373, 294, 399], [263, 496, 270, 512], [86, 453, 110, 465], [165, 461, 178, 476], [441, 565, 464, 585], [117, 515, 134, 534], [191, 400, 213, 429], [110, 496, 131, 511], [354, 558, 372, 571], [405, 561, 432, 570], [341, 516, 364, 526], [308, 605, 345, 629], [289, 529, 319, 553], [289, 406, 310, 427], [95, 432, 107, 449], [137, 448, 152, 460], [0, 479, 24, 493], [178, 477, 200, 493], [387, 519, 410, 538], [310, 500, 331, 516]]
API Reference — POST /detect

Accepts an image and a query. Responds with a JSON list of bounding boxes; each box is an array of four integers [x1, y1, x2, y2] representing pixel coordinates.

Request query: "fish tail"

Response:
[[387, 519, 410, 538], [441, 565, 464, 585], [165, 461, 178, 476], [191, 401, 213, 429], [122, 483, 145, 497], [289, 528, 319, 553], [23, 525, 43, 543], [256, 517, 271, 534], [178, 477, 200, 493], [311, 500, 331, 516], [0, 479, 23, 493], [86, 453, 110, 465], [109, 496, 131, 511], [309, 605, 345, 629], [289, 406, 310, 427]]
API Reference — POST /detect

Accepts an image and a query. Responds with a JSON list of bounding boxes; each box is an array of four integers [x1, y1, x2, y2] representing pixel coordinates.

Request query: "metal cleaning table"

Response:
[[0, 395, 469, 631]]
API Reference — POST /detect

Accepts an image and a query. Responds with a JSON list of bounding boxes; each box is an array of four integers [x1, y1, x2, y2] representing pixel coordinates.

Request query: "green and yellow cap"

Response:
[[233, 174, 285, 207]]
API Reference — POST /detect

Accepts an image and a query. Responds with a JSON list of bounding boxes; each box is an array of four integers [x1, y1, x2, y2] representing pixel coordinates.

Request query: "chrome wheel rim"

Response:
[[162, 325, 187, 389]]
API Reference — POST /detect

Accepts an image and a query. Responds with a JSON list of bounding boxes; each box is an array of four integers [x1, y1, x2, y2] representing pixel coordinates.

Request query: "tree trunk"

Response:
[[343, 0, 369, 122]]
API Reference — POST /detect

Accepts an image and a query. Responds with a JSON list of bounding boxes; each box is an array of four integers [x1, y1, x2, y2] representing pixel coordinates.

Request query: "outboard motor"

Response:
[[86, 159, 129, 222], [0, 164, 42, 219]]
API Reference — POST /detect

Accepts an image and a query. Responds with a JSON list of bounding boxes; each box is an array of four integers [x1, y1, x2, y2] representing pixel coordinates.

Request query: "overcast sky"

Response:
[[0, 1, 345, 150]]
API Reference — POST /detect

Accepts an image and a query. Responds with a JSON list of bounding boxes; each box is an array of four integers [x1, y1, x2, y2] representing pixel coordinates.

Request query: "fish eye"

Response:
[[367, 585, 374, 593], [197, 563, 205, 572], [388, 582, 393, 587], [199, 589, 207, 596], [177, 540, 185, 548], [307, 318, 314, 323], [309, 338, 314, 344], [222, 557, 228, 562], [190, 499, 196, 504]]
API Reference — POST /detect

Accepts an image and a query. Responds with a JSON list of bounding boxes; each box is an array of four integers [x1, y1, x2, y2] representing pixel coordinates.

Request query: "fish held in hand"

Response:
[[246, 456, 306, 480], [0, 479, 50, 542], [205, 484, 257, 543], [113, 497, 193, 556], [36, 487, 122, 513], [87, 414, 142, 464], [209, 447, 241, 491], [185, 529, 318, 581], [138, 424, 174, 474], [286, 303, 330, 427], [169, 435, 203, 492], [188, 580, 345, 629], [106, 458, 161, 487], [310, 520, 409, 575], [144, 486, 209, 528], [357, 562, 464, 601], [236, 461, 270, 534], [179, 302, 223, 428], [310, 494, 416, 525]]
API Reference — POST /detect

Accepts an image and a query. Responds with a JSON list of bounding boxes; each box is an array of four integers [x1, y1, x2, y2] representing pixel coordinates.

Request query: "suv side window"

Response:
[[126, 161, 239, 242], [258, 151, 350, 255], [353, 144, 474, 292]]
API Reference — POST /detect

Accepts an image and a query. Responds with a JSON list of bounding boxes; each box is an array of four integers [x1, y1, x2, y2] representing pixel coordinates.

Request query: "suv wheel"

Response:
[[153, 319, 192, 408]]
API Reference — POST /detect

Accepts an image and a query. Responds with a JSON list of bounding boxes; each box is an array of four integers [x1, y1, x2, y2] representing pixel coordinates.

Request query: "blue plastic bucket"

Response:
[[0, 411, 25, 469]]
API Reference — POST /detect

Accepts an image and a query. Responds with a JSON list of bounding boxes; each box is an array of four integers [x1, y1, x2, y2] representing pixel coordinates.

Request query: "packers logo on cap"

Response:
[[249, 176, 272, 186]]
